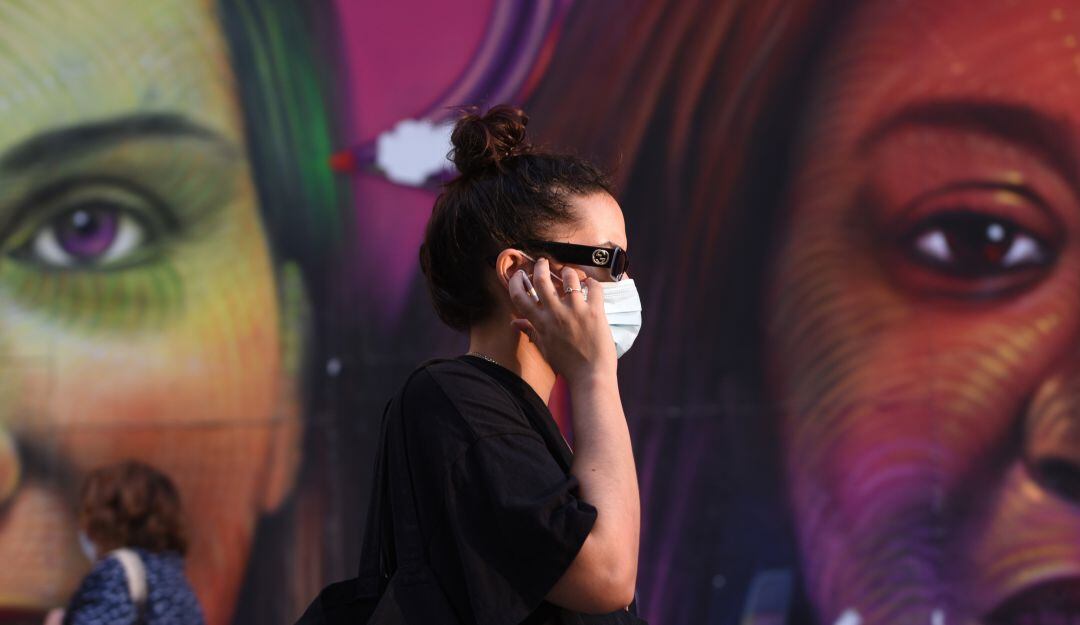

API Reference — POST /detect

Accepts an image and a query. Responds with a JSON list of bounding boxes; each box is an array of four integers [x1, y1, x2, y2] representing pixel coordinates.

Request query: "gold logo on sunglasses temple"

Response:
[[592, 249, 610, 265]]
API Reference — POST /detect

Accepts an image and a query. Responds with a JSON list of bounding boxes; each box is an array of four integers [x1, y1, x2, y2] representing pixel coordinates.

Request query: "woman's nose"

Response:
[[0, 426, 18, 507], [1024, 373, 1080, 503]]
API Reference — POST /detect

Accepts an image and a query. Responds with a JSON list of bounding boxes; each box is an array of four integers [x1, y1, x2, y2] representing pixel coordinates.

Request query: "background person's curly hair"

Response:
[[78, 460, 189, 556]]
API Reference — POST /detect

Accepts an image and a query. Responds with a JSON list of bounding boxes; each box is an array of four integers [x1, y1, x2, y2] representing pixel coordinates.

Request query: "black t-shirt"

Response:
[[389, 355, 646, 625]]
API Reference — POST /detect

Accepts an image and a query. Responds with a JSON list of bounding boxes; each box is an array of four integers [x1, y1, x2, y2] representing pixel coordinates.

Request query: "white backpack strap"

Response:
[[110, 548, 148, 610]]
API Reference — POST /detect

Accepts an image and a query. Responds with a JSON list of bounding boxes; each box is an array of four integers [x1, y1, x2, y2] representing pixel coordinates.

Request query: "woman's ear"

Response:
[[494, 248, 531, 287], [258, 261, 308, 513]]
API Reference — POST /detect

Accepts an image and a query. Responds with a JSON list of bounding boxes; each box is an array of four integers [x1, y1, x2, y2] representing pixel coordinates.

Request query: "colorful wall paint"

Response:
[[2, 1, 1079, 624]]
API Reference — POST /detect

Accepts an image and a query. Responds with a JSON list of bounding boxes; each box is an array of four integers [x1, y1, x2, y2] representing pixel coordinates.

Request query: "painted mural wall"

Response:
[[2, 1, 1077, 624]]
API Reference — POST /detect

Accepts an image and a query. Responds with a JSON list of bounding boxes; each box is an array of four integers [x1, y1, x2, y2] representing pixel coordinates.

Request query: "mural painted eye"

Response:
[[11, 184, 163, 270], [907, 212, 1050, 276], [887, 186, 1062, 299], [31, 207, 143, 267]]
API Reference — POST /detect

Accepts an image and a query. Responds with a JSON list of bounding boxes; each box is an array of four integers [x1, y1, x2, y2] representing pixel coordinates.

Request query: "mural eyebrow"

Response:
[[0, 112, 237, 172], [858, 99, 1079, 189]]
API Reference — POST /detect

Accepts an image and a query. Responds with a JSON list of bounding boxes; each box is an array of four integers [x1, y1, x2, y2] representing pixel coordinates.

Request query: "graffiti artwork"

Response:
[[2, 1, 1079, 624]]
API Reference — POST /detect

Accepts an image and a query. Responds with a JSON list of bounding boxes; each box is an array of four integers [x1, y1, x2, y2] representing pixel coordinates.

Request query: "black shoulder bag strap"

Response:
[[384, 373, 428, 579], [360, 359, 447, 584], [295, 361, 461, 625], [292, 397, 393, 625], [375, 359, 464, 623], [355, 396, 394, 594]]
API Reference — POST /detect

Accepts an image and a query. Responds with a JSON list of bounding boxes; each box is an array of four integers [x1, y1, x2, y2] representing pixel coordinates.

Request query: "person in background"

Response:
[[44, 461, 205, 625]]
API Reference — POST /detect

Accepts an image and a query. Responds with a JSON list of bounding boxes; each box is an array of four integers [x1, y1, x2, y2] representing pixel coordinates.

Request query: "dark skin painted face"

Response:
[[767, 2, 1080, 624]]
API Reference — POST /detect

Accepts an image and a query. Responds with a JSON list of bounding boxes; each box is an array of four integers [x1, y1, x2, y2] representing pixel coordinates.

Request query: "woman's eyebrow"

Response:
[[0, 112, 237, 172], [857, 99, 1078, 186]]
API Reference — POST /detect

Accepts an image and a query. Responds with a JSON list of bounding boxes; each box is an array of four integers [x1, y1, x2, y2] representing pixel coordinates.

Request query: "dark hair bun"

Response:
[[450, 104, 531, 176]]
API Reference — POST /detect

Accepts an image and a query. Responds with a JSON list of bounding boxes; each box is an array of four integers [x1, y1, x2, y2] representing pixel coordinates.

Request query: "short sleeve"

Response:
[[446, 432, 598, 625], [63, 558, 137, 625]]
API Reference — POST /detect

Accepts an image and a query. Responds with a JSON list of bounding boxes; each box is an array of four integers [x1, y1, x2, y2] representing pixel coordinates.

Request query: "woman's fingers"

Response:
[[584, 276, 605, 312], [509, 269, 541, 314], [561, 267, 586, 307], [532, 257, 561, 304]]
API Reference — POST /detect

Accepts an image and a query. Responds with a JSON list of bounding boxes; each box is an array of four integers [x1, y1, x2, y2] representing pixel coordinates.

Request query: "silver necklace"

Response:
[[467, 351, 500, 367]]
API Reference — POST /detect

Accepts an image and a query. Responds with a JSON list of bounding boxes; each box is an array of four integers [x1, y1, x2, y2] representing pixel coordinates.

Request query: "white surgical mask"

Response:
[[595, 277, 642, 358], [78, 530, 98, 562]]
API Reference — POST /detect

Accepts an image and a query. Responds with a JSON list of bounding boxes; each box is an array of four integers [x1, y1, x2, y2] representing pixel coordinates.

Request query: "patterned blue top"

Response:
[[63, 550, 205, 625]]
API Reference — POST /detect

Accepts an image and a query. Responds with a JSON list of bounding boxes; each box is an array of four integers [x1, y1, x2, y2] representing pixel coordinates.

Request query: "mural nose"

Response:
[[1025, 374, 1080, 504], [0, 427, 18, 507], [1030, 457, 1080, 503]]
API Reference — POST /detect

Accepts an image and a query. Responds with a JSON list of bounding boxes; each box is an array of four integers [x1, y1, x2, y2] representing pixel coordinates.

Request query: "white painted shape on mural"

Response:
[[931, 608, 945, 625], [376, 118, 454, 186], [834, 609, 861, 625]]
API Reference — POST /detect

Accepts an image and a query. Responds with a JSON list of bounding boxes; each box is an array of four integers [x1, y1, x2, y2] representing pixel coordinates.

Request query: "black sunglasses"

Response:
[[515, 240, 630, 281]]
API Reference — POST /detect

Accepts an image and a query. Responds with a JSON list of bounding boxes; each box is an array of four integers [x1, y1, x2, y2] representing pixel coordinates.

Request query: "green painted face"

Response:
[[0, 2, 302, 624]]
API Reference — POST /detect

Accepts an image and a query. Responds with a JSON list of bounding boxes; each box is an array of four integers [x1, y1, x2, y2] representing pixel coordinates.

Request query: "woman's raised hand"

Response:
[[509, 257, 616, 383]]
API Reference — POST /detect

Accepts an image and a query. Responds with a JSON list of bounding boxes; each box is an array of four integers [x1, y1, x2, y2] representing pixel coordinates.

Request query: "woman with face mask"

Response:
[[45, 461, 205, 625], [346, 104, 645, 625]]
